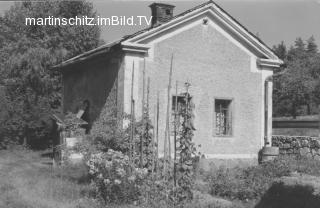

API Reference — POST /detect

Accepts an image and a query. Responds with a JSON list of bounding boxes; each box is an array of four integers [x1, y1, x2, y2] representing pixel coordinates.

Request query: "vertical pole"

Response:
[[152, 104, 156, 175], [140, 59, 146, 168], [164, 54, 174, 174], [156, 91, 160, 171], [130, 61, 135, 165], [132, 101, 136, 162], [146, 77, 150, 169], [174, 81, 178, 187]]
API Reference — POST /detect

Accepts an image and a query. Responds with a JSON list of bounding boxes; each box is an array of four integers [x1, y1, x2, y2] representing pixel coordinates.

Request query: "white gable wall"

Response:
[[121, 10, 274, 160]]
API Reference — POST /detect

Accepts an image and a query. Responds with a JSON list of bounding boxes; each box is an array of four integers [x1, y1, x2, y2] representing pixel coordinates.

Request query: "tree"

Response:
[[0, 1, 102, 148], [273, 37, 320, 118], [273, 41, 287, 60], [307, 36, 318, 54], [279, 59, 314, 118]]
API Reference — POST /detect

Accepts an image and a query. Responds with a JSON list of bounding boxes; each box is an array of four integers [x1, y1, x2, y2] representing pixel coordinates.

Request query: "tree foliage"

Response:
[[0, 1, 102, 148], [273, 37, 320, 118]]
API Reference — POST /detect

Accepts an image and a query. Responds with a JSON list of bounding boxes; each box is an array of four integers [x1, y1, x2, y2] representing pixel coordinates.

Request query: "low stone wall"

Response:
[[272, 135, 320, 159]]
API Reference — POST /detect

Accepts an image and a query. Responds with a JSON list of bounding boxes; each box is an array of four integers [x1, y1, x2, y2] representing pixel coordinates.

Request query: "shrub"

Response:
[[205, 157, 292, 201], [87, 149, 148, 204], [284, 155, 320, 176], [206, 156, 320, 202]]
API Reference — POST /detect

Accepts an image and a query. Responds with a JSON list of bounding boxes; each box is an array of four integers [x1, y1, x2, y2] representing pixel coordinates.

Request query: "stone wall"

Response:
[[272, 135, 320, 159]]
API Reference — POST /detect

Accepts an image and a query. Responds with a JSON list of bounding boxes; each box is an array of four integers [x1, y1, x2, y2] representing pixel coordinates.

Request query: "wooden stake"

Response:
[[174, 80, 178, 186], [156, 91, 160, 171], [152, 104, 156, 175], [130, 61, 135, 166], [164, 54, 174, 174], [140, 59, 146, 168], [146, 77, 150, 169]]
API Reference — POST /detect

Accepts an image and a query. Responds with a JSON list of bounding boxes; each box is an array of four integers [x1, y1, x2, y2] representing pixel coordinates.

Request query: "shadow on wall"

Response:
[[255, 182, 320, 208]]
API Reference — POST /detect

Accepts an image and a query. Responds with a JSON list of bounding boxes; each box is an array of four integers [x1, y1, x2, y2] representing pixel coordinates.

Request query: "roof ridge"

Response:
[[56, 0, 280, 69]]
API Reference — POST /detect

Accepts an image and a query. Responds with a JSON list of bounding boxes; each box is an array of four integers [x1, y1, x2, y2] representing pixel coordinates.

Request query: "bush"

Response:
[[205, 157, 292, 201], [284, 155, 320, 176], [205, 156, 320, 202], [87, 149, 148, 204]]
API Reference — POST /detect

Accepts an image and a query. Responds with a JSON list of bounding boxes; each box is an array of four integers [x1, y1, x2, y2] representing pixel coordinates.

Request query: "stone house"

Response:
[[55, 1, 282, 162]]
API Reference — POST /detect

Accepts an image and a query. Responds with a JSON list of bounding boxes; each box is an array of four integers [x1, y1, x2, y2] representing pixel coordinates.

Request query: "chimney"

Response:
[[149, 3, 175, 27]]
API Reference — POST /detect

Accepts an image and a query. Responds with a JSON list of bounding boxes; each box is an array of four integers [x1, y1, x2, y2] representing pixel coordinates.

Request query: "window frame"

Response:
[[171, 94, 192, 135], [213, 97, 234, 137]]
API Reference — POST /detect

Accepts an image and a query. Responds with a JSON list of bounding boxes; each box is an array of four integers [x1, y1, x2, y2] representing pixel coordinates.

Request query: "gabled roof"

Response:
[[54, 0, 282, 70]]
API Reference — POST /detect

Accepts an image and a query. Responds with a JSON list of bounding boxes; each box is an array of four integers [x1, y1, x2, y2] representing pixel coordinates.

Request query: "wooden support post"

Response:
[[152, 104, 156, 175], [174, 81, 178, 187], [164, 54, 174, 174], [156, 91, 160, 171], [140, 59, 146, 168], [130, 61, 135, 165]]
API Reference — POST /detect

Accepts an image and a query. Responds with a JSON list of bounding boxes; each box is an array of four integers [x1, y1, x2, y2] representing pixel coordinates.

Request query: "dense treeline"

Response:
[[0, 1, 102, 149], [273, 37, 320, 118]]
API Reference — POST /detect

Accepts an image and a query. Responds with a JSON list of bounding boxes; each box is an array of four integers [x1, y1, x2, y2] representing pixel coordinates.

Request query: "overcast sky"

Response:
[[1, 0, 320, 48]]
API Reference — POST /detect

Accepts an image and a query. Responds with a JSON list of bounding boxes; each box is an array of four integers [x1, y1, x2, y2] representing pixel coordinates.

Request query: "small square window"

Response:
[[214, 99, 232, 136]]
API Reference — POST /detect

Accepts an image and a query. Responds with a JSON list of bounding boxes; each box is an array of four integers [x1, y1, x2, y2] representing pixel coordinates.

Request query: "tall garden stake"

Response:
[[174, 80, 178, 187], [152, 105, 156, 175], [146, 77, 151, 169], [129, 61, 135, 167], [156, 91, 160, 172], [140, 59, 146, 168], [164, 54, 174, 175]]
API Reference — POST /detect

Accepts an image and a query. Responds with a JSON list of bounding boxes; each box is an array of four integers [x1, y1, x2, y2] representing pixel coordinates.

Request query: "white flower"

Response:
[[104, 179, 110, 184], [128, 175, 136, 182], [114, 179, 121, 184]]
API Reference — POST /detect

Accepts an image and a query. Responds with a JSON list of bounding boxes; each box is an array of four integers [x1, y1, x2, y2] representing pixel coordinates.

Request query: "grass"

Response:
[[4, 147, 320, 208], [0, 147, 135, 208], [0, 147, 241, 208], [203, 155, 320, 205]]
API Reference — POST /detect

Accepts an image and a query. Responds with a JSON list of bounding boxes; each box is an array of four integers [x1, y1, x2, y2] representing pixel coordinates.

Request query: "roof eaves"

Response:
[[52, 39, 123, 70]]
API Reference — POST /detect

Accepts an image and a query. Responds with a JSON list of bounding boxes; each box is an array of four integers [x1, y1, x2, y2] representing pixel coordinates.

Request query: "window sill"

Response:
[[213, 135, 234, 138]]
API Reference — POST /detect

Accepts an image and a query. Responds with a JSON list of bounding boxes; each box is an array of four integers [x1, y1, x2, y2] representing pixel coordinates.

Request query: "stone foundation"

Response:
[[272, 135, 320, 159]]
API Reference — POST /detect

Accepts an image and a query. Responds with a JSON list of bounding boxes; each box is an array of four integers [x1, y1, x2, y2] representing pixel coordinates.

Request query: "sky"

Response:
[[0, 0, 320, 48]]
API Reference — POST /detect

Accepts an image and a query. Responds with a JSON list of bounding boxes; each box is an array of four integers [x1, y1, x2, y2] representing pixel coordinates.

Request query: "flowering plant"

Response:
[[87, 149, 148, 203]]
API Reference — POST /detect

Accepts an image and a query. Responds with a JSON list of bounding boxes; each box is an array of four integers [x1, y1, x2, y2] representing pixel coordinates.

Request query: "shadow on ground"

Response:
[[255, 182, 320, 208]]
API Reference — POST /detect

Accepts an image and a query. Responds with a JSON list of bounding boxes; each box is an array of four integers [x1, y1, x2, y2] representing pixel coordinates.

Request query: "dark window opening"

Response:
[[76, 99, 90, 134], [165, 9, 171, 15], [215, 99, 232, 136]]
